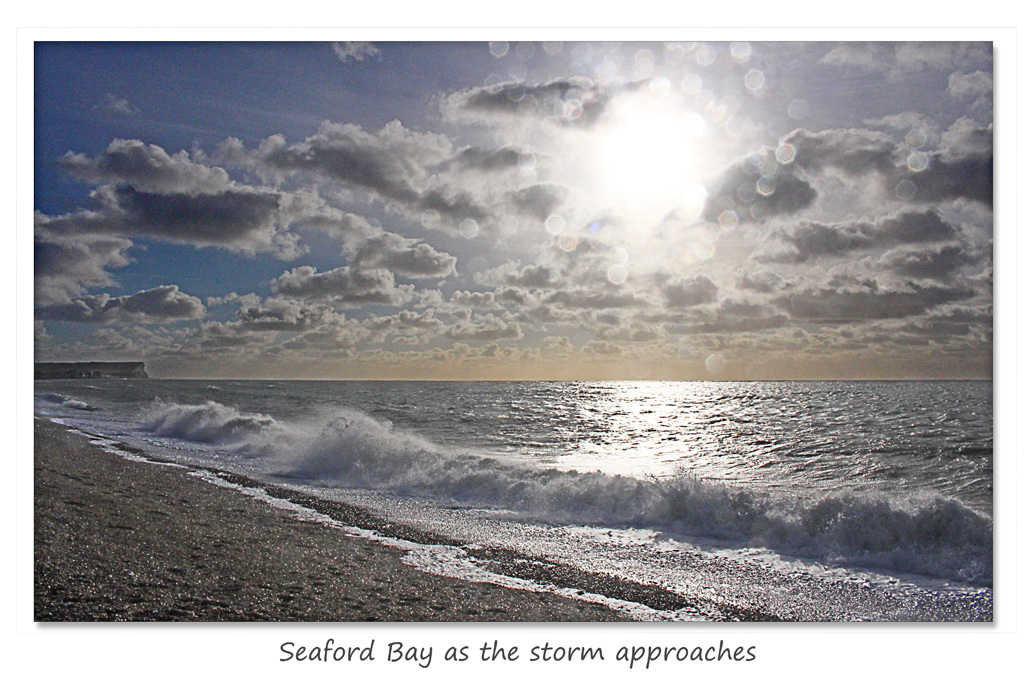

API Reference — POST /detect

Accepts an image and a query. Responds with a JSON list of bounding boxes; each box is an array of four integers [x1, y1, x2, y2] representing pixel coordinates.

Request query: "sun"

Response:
[[595, 92, 708, 221]]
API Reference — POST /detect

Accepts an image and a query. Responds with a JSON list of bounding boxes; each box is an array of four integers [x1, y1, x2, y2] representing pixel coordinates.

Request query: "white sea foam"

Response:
[[139, 399, 282, 448], [137, 399, 993, 584]]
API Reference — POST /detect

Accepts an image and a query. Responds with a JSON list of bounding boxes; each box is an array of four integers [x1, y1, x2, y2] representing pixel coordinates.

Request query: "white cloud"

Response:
[[332, 42, 381, 62]]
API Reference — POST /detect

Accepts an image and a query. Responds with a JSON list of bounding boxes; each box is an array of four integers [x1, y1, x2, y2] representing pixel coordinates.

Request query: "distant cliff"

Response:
[[35, 362, 149, 380]]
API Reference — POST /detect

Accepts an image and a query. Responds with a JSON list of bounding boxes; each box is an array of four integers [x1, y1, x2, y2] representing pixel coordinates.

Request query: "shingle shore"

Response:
[[34, 418, 621, 622]]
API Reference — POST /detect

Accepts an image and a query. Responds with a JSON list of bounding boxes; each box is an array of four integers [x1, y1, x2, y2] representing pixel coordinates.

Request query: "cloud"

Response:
[[878, 244, 978, 281], [450, 287, 530, 311], [948, 70, 993, 101], [449, 146, 525, 173], [417, 187, 490, 223], [364, 309, 446, 340], [58, 139, 231, 194], [821, 43, 886, 69], [37, 184, 299, 257], [100, 93, 139, 116], [780, 121, 993, 207], [940, 117, 993, 158], [893, 43, 990, 77], [543, 287, 648, 311], [446, 313, 523, 342], [272, 265, 413, 307], [581, 340, 623, 356], [702, 154, 817, 224], [757, 210, 960, 263], [820, 42, 991, 81], [442, 77, 647, 128], [256, 120, 497, 228], [34, 230, 134, 305], [234, 296, 343, 332], [275, 323, 368, 353], [444, 78, 610, 125], [451, 291, 500, 310], [38, 140, 333, 258], [661, 275, 718, 309], [775, 281, 974, 323], [668, 299, 788, 334], [260, 120, 451, 205], [332, 42, 381, 62], [479, 261, 560, 289], [183, 321, 272, 354], [349, 231, 457, 278], [36, 285, 206, 323], [737, 267, 785, 294], [508, 183, 568, 221]]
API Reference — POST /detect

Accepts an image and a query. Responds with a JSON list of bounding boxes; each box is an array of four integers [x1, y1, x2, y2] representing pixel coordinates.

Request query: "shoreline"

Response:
[[34, 417, 624, 622], [34, 414, 994, 623]]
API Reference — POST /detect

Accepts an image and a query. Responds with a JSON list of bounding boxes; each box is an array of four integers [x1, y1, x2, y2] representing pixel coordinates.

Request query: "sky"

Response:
[[33, 41, 994, 380]]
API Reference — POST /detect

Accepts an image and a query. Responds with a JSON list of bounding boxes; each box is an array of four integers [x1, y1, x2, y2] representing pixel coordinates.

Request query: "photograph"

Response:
[[33, 40, 993, 623]]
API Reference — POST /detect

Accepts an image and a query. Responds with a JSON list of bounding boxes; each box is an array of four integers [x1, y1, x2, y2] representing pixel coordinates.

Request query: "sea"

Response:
[[34, 378, 994, 621]]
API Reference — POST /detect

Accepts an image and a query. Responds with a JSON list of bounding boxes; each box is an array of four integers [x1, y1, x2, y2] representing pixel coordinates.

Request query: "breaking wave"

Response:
[[138, 400, 993, 584], [140, 399, 283, 450], [37, 392, 96, 411]]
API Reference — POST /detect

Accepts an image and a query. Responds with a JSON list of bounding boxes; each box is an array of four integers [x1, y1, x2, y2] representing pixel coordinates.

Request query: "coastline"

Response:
[[34, 418, 622, 622]]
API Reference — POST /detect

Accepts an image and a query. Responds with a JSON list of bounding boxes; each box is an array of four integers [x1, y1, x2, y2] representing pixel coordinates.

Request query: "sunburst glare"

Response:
[[595, 91, 708, 220]]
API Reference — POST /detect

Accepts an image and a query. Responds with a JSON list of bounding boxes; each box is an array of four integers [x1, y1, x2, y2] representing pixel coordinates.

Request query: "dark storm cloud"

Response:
[[444, 78, 619, 127], [904, 303, 992, 340], [757, 210, 960, 263], [660, 275, 718, 309], [879, 244, 978, 281], [775, 281, 974, 322], [783, 128, 896, 176], [702, 160, 818, 223], [109, 185, 282, 242], [449, 146, 524, 173], [782, 121, 993, 207], [34, 231, 133, 305], [37, 184, 295, 256], [36, 285, 206, 323], [272, 265, 413, 307], [508, 183, 568, 221], [418, 187, 490, 222]]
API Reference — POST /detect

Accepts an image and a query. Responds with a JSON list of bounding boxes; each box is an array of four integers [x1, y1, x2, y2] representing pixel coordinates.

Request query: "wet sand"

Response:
[[34, 418, 622, 622]]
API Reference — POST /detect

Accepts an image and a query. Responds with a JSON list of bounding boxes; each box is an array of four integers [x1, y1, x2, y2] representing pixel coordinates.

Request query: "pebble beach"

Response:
[[34, 418, 621, 622]]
